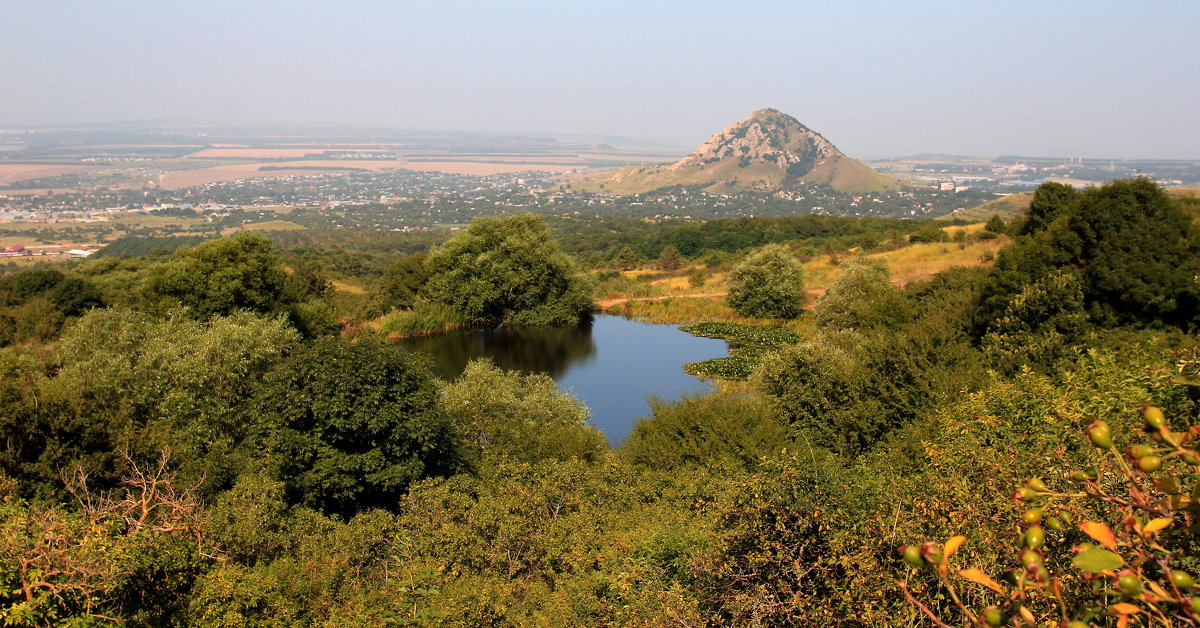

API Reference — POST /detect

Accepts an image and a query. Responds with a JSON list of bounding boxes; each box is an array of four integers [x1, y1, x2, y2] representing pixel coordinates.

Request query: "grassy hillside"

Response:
[[938, 191, 1034, 222]]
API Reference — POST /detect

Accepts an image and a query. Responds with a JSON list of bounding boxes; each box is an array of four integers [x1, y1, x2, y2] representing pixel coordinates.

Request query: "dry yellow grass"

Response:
[[331, 280, 367, 295], [605, 232, 1009, 326], [804, 237, 1008, 289]]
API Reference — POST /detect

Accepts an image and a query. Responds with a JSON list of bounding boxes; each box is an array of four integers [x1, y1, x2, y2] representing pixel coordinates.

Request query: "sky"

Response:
[[3, 0, 1198, 159]]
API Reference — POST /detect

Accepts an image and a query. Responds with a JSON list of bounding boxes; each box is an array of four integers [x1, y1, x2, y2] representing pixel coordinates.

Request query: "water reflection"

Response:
[[397, 320, 597, 379], [395, 315, 729, 443]]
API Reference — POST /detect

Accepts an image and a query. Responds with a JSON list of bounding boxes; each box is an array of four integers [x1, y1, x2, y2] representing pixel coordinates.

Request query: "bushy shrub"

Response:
[[440, 358, 605, 466], [726, 244, 806, 319]]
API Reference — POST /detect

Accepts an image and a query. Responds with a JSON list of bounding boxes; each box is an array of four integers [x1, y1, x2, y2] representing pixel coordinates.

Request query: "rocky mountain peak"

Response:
[[669, 109, 843, 178]]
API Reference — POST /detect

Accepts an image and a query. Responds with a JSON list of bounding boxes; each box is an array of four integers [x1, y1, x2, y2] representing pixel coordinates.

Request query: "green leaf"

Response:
[[1072, 546, 1124, 572]]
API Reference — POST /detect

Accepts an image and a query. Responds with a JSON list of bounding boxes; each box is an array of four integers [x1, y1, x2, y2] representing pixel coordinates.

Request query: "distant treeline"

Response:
[[546, 214, 937, 261]]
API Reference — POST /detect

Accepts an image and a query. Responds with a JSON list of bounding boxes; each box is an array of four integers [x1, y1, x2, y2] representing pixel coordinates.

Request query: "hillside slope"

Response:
[[567, 109, 900, 195]]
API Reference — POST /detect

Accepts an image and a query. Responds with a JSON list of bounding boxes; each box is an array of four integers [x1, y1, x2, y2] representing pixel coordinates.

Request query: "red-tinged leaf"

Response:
[[958, 568, 1005, 594], [1081, 521, 1118, 551], [944, 535, 966, 559], [1110, 602, 1141, 615]]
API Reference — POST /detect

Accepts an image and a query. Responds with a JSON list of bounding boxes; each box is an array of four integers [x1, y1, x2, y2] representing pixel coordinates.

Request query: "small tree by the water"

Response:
[[726, 244, 806, 319]]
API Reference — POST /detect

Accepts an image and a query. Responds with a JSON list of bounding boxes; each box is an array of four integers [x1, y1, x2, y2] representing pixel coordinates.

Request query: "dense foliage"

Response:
[[725, 244, 807, 318], [421, 213, 594, 326], [0, 179, 1197, 625]]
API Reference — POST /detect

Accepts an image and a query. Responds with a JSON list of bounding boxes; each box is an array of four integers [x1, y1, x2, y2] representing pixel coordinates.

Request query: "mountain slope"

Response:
[[568, 108, 900, 195]]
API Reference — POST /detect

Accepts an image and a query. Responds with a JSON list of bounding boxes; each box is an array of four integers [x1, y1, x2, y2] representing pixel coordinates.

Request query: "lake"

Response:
[[396, 315, 730, 443]]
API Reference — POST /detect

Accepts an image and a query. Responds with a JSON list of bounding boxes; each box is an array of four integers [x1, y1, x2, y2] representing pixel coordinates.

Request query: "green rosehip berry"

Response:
[[1118, 574, 1143, 596], [1182, 453, 1200, 466], [1138, 455, 1162, 472], [901, 545, 925, 568], [1022, 508, 1043, 524], [1130, 444, 1155, 459], [1024, 526, 1045, 549], [1020, 549, 1041, 568], [1171, 571, 1196, 589], [1013, 487, 1036, 502], [983, 606, 1008, 626], [1027, 477, 1047, 492], [1089, 422, 1113, 449], [1143, 405, 1166, 429], [1046, 517, 1064, 531], [1191, 597, 1200, 614]]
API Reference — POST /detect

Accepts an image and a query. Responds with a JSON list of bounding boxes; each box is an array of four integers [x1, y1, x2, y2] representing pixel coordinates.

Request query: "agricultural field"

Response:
[[0, 163, 99, 185], [185, 148, 389, 159]]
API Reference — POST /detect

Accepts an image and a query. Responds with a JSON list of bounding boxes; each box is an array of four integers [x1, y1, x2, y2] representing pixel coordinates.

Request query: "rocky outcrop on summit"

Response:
[[570, 108, 900, 195]]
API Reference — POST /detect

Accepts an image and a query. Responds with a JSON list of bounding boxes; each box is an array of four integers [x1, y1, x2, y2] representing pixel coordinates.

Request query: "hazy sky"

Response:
[[4, 1, 1197, 159]]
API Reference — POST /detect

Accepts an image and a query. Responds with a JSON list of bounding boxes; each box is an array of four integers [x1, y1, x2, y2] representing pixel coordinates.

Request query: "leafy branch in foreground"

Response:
[[899, 406, 1200, 627]]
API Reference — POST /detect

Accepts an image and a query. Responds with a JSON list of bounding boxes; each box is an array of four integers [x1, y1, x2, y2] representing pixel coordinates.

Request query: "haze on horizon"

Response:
[[3, 0, 1197, 160]]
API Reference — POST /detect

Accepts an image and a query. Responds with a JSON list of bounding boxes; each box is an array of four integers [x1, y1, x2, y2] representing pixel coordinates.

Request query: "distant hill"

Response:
[[567, 108, 900, 195], [938, 191, 1035, 222]]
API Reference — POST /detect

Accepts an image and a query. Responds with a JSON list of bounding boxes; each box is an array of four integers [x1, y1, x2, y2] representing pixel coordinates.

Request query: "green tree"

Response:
[[1066, 179, 1199, 327], [726, 244, 806, 319], [374, 252, 429, 311], [439, 358, 605, 466], [981, 271, 1090, 374], [423, 214, 594, 326], [1018, 180, 1077, 235], [657, 245, 682, 271], [983, 214, 1007, 234], [1, 308, 301, 498], [257, 337, 462, 517], [141, 233, 294, 319], [812, 257, 909, 331], [614, 246, 641, 270], [983, 179, 1200, 331]]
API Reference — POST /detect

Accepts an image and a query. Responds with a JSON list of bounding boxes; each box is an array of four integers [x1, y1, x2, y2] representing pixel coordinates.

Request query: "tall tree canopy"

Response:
[[422, 213, 594, 326], [257, 338, 461, 518], [982, 179, 1200, 330], [141, 233, 293, 319]]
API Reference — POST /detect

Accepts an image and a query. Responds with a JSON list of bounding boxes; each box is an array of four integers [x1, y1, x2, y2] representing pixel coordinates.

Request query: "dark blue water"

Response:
[[396, 315, 730, 443]]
